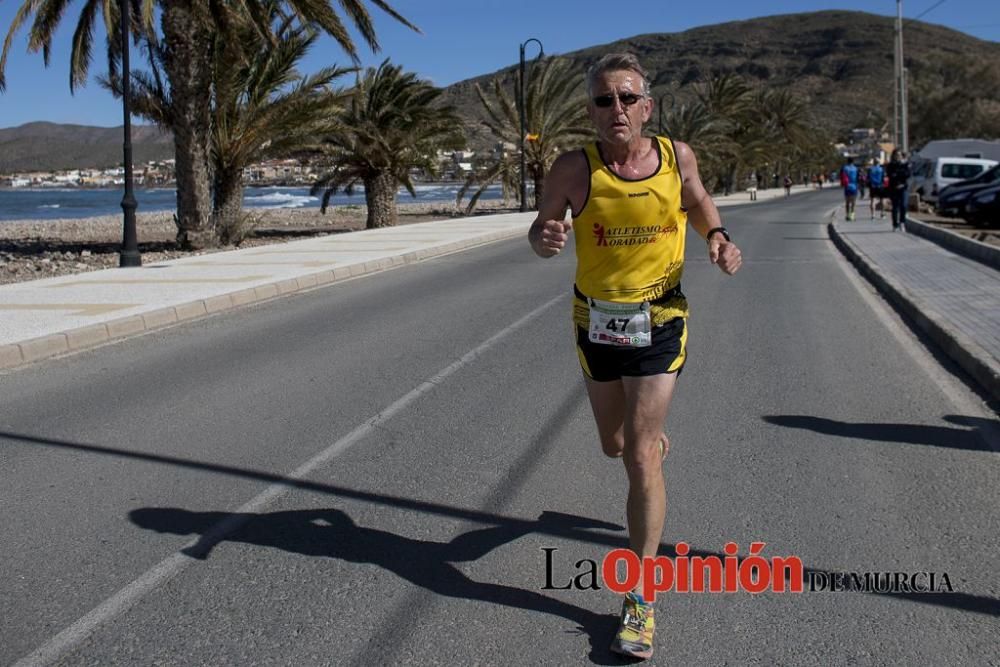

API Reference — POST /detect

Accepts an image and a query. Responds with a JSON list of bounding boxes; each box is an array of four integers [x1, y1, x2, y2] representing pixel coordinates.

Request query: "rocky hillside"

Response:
[[0, 122, 173, 172], [442, 10, 1000, 148]]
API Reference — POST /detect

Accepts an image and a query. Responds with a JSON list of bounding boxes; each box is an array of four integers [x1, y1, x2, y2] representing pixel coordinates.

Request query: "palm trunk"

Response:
[[725, 165, 737, 196], [364, 171, 398, 228], [532, 168, 544, 211], [161, 2, 214, 249], [212, 166, 246, 246]]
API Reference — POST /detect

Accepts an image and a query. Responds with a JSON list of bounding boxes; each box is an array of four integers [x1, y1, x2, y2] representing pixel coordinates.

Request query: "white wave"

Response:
[[245, 192, 318, 208], [39, 204, 62, 209]]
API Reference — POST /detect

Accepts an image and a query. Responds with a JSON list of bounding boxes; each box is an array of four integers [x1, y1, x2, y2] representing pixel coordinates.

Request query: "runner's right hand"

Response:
[[537, 220, 572, 257]]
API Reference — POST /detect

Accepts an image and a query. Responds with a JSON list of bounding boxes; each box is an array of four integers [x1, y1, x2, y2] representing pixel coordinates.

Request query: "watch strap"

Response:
[[707, 226, 731, 242]]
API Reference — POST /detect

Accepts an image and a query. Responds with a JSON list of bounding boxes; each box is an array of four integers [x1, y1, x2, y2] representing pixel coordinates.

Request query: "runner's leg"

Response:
[[621, 373, 677, 564], [584, 376, 627, 458]]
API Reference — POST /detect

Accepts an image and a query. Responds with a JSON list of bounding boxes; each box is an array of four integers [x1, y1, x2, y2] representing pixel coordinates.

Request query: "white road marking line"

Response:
[[14, 292, 566, 667]]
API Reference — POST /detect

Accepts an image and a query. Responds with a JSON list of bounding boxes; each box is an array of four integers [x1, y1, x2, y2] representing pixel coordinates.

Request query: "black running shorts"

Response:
[[575, 317, 687, 382]]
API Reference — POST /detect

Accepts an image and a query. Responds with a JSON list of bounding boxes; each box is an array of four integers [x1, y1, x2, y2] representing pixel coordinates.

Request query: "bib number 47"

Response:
[[605, 317, 631, 332]]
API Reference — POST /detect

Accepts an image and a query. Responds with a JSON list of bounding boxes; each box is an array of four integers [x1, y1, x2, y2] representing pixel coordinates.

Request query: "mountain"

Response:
[[0, 122, 173, 172], [441, 10, 1000, 148]]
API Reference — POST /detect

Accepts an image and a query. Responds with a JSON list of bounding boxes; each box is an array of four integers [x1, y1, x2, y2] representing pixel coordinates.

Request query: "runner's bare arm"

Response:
[[528, 151, 583, 258], [676, 141, 743, 276]]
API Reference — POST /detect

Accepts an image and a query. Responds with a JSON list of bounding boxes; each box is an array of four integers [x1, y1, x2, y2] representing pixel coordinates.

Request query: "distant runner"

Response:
[[867, 159, 886, 220], [840, 156, 860, 221]]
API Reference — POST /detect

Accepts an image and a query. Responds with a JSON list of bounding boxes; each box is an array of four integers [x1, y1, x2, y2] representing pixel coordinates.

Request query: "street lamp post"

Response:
[[518, 38, 543, 212], [657, 91, 675, 136], [119, 0, 141, 267]]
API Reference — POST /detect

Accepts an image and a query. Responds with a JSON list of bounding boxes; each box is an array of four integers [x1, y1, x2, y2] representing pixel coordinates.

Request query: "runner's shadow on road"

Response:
[[130, 506, 637, 665], [762, 415, 998, 452]]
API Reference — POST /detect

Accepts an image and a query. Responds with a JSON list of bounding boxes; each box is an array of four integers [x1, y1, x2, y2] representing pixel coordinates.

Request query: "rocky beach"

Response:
[[0, 200, 517, 285]]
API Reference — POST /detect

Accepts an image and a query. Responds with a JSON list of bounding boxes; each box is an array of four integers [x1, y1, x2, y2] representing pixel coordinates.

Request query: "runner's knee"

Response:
[[600, 434, 625, 458], [623, 436, 667, 474]]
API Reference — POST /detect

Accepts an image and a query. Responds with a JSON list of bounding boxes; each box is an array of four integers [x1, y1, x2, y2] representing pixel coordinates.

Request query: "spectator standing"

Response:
[[886, 149, 911, 231]]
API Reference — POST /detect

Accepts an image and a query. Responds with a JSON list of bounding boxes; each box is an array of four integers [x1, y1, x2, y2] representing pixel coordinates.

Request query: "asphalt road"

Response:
[[1, 190, 997, 666]]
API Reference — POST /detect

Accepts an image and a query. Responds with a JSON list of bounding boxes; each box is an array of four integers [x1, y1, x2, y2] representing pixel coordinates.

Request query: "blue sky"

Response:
[[0, 0, 997, 128]]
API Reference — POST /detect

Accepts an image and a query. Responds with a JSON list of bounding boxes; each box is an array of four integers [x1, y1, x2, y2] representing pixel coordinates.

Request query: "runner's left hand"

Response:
[[710, 239, 742, 275]]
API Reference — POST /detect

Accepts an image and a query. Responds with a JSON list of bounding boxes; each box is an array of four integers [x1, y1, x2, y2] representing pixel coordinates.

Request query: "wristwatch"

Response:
[[706, 227, 731, 242]]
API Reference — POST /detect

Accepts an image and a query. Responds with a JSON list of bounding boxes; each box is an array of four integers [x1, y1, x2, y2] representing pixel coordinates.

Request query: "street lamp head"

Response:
[[521, 37, 544, 58], [657, 91, 675, 136]]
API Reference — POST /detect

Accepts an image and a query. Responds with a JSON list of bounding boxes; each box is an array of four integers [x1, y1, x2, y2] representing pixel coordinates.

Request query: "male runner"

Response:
[[528, 53, 742, 660], [840, 156, 860, 221], [868, 159, 886, 220]]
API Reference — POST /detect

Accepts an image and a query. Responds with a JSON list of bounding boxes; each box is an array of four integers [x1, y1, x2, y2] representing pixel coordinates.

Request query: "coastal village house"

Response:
[[3, 149, 481, 189]]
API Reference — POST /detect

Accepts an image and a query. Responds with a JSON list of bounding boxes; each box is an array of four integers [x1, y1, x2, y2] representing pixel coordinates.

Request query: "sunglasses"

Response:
[[592, 93, 644, 108]]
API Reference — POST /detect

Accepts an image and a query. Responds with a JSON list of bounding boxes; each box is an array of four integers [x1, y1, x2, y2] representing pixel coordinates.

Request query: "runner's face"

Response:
[[588, 69, 651, 146]]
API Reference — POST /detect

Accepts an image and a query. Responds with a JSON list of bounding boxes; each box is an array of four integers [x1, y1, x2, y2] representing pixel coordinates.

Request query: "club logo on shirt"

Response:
[[593, 223, 676, 247]]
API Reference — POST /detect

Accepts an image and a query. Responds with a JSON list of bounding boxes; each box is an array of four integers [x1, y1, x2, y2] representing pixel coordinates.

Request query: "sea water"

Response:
[[0, 183, 504, 222]]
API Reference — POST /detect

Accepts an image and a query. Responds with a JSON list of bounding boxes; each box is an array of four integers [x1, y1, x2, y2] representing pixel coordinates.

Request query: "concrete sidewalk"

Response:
[[0, 184, 805, 371], [830, 218, 1000, 404]]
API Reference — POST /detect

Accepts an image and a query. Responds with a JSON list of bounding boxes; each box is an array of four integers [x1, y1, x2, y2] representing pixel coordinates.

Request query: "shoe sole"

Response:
[[610, 639, 653, 660]]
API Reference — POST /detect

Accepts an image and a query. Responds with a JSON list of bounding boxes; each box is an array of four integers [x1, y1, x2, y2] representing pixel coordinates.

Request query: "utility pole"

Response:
[[892, 0, 901, 148], [895, 0, 909, 154]]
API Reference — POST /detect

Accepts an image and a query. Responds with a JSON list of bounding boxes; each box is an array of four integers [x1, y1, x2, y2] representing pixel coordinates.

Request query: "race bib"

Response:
[[588, 299, 652, 347]]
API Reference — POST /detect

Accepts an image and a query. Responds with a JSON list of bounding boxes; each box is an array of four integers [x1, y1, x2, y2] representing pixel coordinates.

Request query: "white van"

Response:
[[909, 157, 999, 204]]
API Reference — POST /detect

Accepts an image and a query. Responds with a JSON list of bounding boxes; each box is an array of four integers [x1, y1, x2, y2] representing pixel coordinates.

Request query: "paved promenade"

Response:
[[0, 213, 535, 369], [830, 218, 1000, 404]]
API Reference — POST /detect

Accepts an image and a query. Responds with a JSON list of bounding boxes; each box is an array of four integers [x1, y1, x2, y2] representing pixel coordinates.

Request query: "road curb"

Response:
[[0, 226, 525, 372], [828, 222, 1000, 403], [904, 217, 1000, 271]]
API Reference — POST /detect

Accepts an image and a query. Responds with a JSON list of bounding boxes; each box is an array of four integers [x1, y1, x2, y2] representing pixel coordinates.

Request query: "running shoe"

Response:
[[610, 592, 655, 659]]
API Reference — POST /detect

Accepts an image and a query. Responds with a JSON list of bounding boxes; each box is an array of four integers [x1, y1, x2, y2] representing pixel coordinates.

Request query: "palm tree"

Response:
[[660, 101, 730, 188], [310, 60, 464, 229], [752, 87, 814, 183], [102, 4, 352, 244], [458, 57, 592, 212], [204, 12, 352, 243], [690, 74, 752, 193], [1, 0, 416, 248]]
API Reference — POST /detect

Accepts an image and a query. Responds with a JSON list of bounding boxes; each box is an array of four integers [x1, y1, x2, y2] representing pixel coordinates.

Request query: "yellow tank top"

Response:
[[572, 136, 689, 326]]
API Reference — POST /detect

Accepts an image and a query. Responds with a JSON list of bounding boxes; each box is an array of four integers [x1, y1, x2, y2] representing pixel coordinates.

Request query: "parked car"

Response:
[[935, 164, 1000, 217], [908, 157, 999, 204], [962, 182, 1000, 228]]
